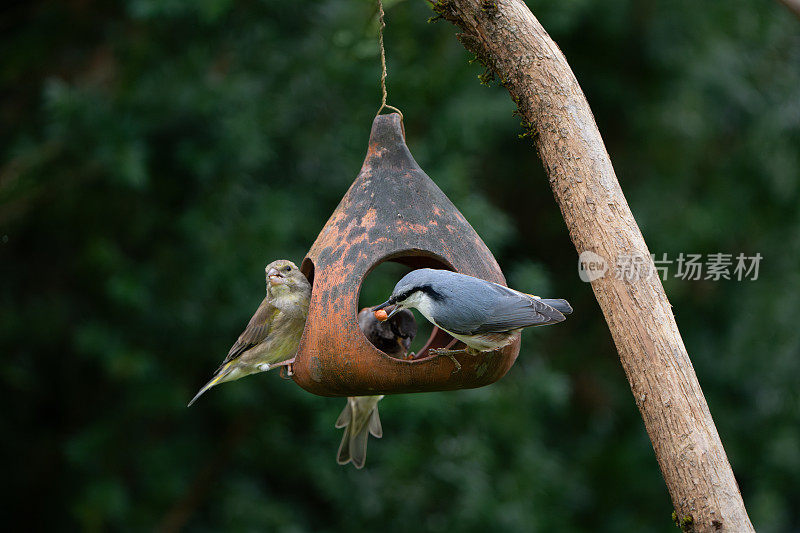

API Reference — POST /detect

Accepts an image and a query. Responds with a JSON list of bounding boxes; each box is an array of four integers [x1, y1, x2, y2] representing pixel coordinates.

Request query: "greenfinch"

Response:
[[188, 259, 310, 406]]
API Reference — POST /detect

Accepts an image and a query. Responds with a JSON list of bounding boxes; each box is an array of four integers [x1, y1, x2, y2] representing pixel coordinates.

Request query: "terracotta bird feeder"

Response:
[[292, 113, 520, 397]]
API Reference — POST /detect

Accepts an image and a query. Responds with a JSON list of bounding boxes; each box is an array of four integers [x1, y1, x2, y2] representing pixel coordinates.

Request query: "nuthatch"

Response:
[[373, 268, 571, 357], [188, 259, 310, 406], [335, 306, 417, 469]]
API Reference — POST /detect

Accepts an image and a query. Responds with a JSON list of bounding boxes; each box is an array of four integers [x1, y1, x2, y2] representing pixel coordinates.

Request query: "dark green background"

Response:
[[2, 0, 798, 531]]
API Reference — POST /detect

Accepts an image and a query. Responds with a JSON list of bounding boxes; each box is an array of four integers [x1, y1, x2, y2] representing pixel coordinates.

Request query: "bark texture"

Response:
[[779, 0, 800, 21], [431, 1, 754, 531]]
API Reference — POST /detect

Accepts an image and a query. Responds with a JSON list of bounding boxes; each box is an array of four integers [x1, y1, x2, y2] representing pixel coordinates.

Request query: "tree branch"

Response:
[[430, 1, 754, 530], [778, 0, 800, 21]]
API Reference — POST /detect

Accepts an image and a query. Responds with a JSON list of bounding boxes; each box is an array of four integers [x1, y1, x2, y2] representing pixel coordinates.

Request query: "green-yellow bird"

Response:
[[188, 259, 311, 407]]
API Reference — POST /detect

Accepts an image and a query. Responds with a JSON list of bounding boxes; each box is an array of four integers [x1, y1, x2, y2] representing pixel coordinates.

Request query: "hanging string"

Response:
[[376, 0, 403, 120]]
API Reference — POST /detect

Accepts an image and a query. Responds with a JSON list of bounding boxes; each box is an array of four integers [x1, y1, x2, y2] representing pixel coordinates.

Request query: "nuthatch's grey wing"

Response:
[[467, 284, 566, 334], [220, 296, 277, 366], [426, 273, 564, 335]]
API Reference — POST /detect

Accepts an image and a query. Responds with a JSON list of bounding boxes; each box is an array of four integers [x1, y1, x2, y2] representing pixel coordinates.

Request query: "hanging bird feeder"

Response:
[[292, 113, 521, 397]]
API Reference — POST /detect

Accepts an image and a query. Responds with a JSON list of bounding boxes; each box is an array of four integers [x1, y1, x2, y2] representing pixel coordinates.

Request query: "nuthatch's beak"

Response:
[[372, 298, 395, 312], [373, 299, 402, 319], [385, 305, 403, 319]]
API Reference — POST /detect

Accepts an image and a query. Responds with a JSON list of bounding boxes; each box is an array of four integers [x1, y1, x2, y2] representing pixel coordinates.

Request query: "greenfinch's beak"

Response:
[[267, 267, 284, 286]]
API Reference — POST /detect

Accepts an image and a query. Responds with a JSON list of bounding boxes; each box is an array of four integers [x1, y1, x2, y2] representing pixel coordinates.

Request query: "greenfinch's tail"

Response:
[[188, 362, 235, 407], [336, 395, 384, 468]]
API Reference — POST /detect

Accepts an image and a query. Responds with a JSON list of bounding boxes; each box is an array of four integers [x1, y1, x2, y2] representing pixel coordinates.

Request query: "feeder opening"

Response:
[[300, 257, 315, 287], [297, 257, 316, 345], [357, 252, 466, 361]]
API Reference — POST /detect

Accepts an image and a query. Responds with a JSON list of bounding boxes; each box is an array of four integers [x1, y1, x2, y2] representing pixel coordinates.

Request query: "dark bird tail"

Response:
[[539, 298, 573, 315], [336, 396, 384, 469]]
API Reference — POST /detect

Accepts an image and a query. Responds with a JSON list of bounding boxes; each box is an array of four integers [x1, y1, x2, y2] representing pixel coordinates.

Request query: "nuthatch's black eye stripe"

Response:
[[418, 284, 444, 301]]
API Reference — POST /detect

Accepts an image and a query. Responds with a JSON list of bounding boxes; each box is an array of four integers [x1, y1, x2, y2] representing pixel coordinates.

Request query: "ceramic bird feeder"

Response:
[[292, 113, 520, 397]]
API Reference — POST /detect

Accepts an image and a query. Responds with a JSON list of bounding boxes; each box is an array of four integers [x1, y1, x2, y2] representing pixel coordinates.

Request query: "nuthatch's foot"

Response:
[[429, 348, 466, 373], [428, 348, 469, 357], [448, 355, 461, 373]]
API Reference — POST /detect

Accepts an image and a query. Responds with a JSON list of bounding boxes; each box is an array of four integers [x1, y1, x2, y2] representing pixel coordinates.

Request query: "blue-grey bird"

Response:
[[373, 268, 571, 356], [188, 259, 311, 407], [335, 306, 417, 469]]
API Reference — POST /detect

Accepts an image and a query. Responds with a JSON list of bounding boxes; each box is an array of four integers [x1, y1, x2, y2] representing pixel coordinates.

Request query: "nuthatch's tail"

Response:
[[539, 298, 573, 315], [336, 395, 384, 469], [188, 362, 235, 407]]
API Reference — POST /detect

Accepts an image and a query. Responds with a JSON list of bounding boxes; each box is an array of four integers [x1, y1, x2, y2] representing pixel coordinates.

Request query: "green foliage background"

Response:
[[2, 0, 799, 531]]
